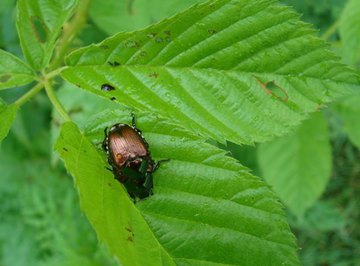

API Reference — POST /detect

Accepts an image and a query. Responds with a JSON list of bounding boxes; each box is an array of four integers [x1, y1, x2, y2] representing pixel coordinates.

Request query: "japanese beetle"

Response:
[[103, 113, 156, 200]]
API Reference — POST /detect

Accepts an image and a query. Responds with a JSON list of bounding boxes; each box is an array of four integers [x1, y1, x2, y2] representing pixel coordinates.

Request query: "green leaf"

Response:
[[0, 0, 22, 55], [339, 0, 360, 65], [0, 49, 35, 89], [333, 94, 360, 149], [89, 0, 205, 35], [56, 110, 300, 266], [55, 122, 175, 266], [258, 112, 332, 218], [0, 99, 17, 143], [16, 0, 78, 70], [62, 0, 360, 145]]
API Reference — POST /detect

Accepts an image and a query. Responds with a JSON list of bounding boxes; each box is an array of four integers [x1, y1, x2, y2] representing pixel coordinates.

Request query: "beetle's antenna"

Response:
[[131, 112, 136, 128]]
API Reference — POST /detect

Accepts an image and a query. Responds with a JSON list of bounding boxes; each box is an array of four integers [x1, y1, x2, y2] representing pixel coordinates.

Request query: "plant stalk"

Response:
[[44, 79, 71, 122], [14, 82, 44, 107], [321, 19, 340, 41]]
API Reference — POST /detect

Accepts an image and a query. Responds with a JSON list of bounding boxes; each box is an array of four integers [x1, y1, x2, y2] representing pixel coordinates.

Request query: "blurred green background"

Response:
[[1, 0, 359, 265]]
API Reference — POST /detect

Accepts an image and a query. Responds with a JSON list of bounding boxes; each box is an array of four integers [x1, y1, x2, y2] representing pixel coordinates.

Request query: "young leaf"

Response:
[[258, 112, 332, 218], [56, 110, 300, 266], [16, 0, 78, 70], [0, 49, 35, 90], [89, 0, 205, 34], [339, 0, 360, 65], [0, 99, 17, 143], [62, 0, 360, 145]]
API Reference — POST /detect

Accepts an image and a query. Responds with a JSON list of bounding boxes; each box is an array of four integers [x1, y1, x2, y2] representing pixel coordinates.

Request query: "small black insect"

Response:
[[103, 113, 157, 200], [101, 84, 115, 91]]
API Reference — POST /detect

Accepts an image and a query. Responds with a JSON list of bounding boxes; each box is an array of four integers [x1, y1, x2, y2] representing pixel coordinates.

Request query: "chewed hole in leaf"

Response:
[[101, 84, 116, 91], [30, 16, 47, 43], [155, 37, 164, 43], [125, 40, 140, 48], [148, 72, 159, 78], [108, 61, 121, 67], [254, 76, 289, 102]]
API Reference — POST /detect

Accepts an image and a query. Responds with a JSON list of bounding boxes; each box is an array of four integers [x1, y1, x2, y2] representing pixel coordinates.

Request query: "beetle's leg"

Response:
[[153, 159, 170, 171], [139, 158, 150, 174], [143, 172, 153, 192], [104, 166, 112, 172], [102, 127, 109, 151], [131, 112, 136, 128], [131, 112, 145, 136]]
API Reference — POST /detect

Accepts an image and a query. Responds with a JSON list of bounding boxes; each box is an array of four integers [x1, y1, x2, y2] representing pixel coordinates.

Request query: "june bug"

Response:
[[103, 114, 156, 200]]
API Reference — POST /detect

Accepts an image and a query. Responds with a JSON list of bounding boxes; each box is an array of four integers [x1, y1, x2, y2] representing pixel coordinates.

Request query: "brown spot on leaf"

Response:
[[127, 0, 135, 15], [147, 32, 157, 38], [316, 103, 325, 112], [254, 76, 289, 102], [208, 29, 217, 35], [125, 226, 135, 242], [125, 40, 140, 48], [30, 16, 47, 43], [149, 72, 159, 78], [0, 74, 11, 83]]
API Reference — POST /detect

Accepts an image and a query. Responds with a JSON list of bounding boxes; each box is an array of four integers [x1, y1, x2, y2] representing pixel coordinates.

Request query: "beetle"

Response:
[[103, 113, 156, 200]]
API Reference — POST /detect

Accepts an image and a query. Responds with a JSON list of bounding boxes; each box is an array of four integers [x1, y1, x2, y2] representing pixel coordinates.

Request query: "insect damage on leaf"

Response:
[[30, 16, 47, 43], [254, 76, 289, 102]]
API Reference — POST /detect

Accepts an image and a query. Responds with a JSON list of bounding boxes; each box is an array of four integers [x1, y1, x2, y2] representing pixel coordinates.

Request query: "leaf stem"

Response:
[[321, 19, 340, 40], [44, 79, 71, 122], [49, 0, 91, 70], [45, 67, 67, 80], [14, 82, 44, 107]]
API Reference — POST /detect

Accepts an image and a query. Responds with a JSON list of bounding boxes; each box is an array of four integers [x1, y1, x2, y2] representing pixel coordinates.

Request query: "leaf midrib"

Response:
[[65, 64, 359, 86]]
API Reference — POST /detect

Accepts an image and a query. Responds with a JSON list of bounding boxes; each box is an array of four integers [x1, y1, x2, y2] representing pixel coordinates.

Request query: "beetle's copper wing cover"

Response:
[[108, 125, 148, 168]]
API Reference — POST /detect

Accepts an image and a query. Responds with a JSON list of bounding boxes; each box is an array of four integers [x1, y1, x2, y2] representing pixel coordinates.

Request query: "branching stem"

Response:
[[14, 82, 44, 107], [12, 1, 90, 119]]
